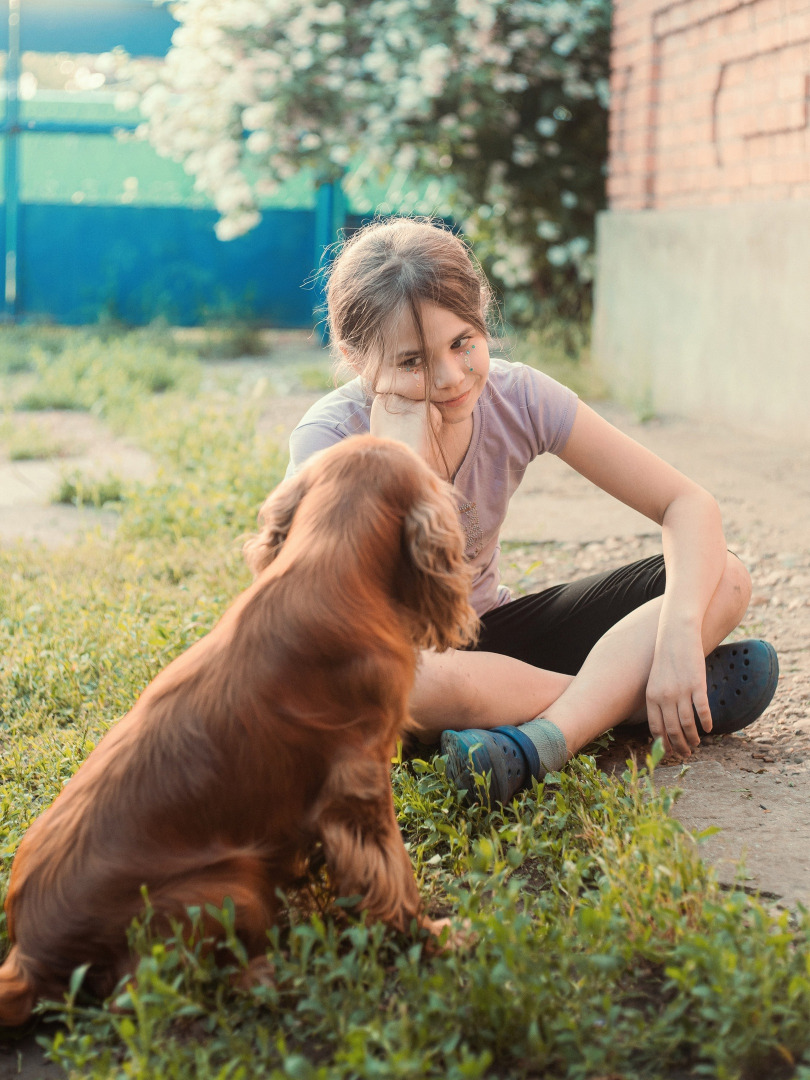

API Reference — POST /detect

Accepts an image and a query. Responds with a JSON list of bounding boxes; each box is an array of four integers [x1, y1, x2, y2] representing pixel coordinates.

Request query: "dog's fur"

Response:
[[0, 436, 478, 1026]]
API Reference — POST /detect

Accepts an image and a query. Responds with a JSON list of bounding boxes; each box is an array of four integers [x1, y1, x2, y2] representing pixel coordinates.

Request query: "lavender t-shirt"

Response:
[[286, 358, 578, 615]]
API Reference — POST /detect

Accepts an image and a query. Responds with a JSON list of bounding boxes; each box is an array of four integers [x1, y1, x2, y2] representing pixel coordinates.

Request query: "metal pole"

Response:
[[313, 177, 348, 340], [3, 0, 21, 320]]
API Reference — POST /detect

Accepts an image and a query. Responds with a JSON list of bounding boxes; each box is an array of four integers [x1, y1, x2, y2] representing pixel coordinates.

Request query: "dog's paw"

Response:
[[421, 916, 476, 953]]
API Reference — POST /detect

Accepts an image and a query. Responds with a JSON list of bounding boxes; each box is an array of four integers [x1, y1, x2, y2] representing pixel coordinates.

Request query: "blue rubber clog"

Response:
[[700, 638, 779, 736], [440, 726, 536, 805]]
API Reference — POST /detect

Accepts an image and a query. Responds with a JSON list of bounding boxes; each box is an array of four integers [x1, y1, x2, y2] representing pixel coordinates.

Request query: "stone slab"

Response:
[[656, 760, 810, 906]]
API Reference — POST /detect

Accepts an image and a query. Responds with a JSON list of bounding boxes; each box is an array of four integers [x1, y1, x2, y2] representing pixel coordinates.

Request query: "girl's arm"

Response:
[[557, 402, 729, 751]]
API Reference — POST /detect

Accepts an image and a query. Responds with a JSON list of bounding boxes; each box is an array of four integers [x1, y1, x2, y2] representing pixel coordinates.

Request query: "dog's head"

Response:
[[243, 437, 478, 652]]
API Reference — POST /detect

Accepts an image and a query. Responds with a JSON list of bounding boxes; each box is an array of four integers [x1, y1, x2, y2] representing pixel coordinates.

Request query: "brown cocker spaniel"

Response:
[[0, 436, 477, 1026]]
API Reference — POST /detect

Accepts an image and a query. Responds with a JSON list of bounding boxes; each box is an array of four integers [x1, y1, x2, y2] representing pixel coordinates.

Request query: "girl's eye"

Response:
[[400, 357, 422, 372], [452, 337, 471, 351]]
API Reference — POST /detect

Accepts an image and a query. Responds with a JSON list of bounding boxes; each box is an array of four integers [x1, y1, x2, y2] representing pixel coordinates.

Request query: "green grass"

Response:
[[13, 334, 200, 417], [54, 471, 127, 508], [0, 416, 72, 461], [1, 329, 810, 1079], [507, 318, 608, 400]]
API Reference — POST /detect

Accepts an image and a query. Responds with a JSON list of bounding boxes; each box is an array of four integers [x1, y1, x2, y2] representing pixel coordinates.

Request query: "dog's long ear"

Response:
[[401, 483, 479, 652], [243, 469, 313, 576]]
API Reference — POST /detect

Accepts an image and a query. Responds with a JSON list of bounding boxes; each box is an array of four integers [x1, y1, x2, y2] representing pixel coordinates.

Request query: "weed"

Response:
[[33, 751, 810, 1079], [13, 336, 200, 421], [508, 319, 607, 400], [54, 471, 126, 509], [296, 364, 335, 393], [0, 417, 70, 461], [194, 323, 270, 360], [0, 326, 67, 375]]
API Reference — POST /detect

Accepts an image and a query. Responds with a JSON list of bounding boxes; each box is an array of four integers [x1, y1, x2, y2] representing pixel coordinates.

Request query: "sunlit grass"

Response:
[[0, 327, 809, 1079]]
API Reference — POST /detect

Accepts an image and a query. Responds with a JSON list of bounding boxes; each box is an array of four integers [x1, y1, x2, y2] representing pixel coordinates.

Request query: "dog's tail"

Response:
[[0, 946, 38, 1028]]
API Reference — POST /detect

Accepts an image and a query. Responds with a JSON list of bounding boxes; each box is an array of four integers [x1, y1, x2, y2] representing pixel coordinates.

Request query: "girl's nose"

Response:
[[432, 350, 467, 390]]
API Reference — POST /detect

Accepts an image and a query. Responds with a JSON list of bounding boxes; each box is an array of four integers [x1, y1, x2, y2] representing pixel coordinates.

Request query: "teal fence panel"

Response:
[[1, 0, 350, 327], [18, 203, 319, 326]]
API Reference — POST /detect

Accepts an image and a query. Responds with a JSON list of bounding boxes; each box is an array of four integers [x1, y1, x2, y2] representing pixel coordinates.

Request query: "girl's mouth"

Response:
[[436, 388, 471, 408]]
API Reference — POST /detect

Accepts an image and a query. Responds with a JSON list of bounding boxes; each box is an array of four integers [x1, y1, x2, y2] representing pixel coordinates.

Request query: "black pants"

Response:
[[472, 555, 667, 675]]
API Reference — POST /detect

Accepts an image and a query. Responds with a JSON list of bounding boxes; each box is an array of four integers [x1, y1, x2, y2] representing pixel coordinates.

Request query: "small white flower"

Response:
[[115, 90, 140, 112], [552, 32, 577, 57], [362, 50, 390, 76], [318, 32, 344, 52], [214, 175, 253, 214], [511, 139, 538, 167], [330, 144, 352, 165], [547, 244, 568, 266], [242, 103, 273, 130], [394, 144, 418, 171], [246, 130, 272, 154], [316, 2, 344, 26], [292, 49, 315, 71], [537, 220, 561, 240], [568, 236, 590, 258]]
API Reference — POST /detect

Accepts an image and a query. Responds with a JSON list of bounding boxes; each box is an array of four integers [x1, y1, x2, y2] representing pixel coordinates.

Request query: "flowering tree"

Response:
[[133, 0, 610, 322]]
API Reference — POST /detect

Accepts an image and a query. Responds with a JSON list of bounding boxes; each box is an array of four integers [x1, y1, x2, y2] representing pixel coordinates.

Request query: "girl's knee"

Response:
[[721, 551, 752, 621], [409, 650, 477, 739]]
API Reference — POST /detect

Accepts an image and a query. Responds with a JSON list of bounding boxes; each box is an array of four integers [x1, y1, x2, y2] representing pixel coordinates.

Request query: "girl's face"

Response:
[[372, 302, 490, 426]]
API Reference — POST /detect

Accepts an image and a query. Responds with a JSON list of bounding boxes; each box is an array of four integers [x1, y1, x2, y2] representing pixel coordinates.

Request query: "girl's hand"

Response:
[[645, 621, 712, 757], [370, 392, 441, 462]]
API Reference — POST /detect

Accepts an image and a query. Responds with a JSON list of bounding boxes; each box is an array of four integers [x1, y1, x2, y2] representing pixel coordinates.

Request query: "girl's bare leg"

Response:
[[410, 552, 751, 752]]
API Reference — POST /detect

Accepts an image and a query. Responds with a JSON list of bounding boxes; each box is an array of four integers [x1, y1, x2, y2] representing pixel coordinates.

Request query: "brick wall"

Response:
[[608, 0, 810, 209]]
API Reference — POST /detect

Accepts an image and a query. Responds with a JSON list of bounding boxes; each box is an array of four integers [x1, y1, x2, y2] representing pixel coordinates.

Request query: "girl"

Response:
[[287, 217, 778, 805]]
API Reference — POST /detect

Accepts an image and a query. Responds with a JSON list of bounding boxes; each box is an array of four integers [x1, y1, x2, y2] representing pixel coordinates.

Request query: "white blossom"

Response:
[[215, 209, 261, 239], [246, 130, 272, 154], [511, 137, 538, 167], [318, 32, 344, 52], [315, 1, 344, 24], [329, 144, 352, 165], [132, 0, 608, 316], [537, 220, 561, 240]]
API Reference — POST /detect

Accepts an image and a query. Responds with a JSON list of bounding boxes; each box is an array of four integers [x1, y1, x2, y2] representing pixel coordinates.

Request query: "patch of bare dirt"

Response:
[[0, 410, 154, 546]]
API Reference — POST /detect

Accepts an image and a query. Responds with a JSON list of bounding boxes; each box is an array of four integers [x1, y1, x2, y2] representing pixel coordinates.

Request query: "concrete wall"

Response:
[[592, 200, 810, 440]]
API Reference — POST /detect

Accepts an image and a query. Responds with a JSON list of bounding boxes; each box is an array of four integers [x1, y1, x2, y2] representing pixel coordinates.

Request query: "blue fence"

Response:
[[1, 0, 352, 327], [15, 204, 323, 326]]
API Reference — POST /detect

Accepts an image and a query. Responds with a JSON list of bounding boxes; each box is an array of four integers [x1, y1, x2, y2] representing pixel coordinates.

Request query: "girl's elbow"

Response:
[[661, 484, 721, 528]]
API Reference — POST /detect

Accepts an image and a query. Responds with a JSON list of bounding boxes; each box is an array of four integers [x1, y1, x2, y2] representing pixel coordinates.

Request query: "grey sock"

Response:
[[519, 717, 569, 773]]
